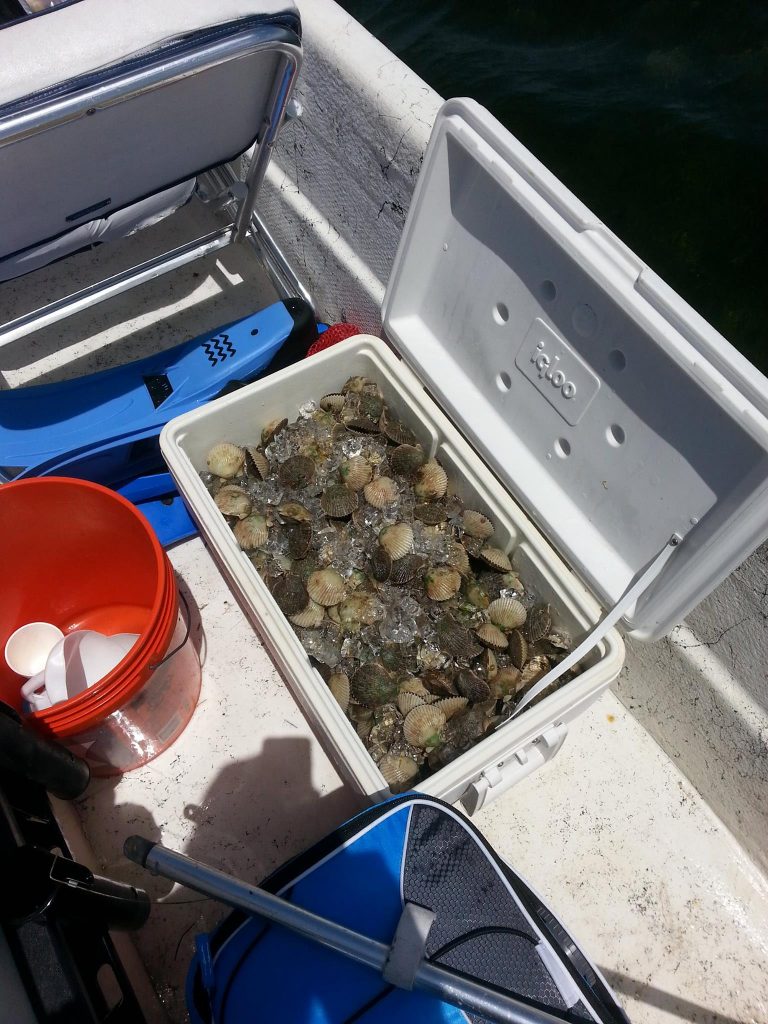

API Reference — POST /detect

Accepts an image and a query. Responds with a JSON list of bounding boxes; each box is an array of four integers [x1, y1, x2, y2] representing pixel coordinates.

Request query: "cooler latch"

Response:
[[461, 722, 568, 816]]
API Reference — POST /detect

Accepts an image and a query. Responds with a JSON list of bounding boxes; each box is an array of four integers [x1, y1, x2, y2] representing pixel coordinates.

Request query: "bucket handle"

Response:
[[149, 591, 192, 670]]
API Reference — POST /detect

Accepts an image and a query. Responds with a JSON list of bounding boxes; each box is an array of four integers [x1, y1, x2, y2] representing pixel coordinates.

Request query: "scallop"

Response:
[[359, 392, 384, 421], [413, 502, 447, 525], [245, 446, 270, 480], [508, 629, 529, 670], [488, 597, 527, 630], [261, 417, 287, 446], [475, 622, 509, 650], [390, 554, 425, 586], [397, 691, 426, 716], [273, 574, 310, 616], [478, 546, 513, 572], [434, 696, 469, 721], [521, 654, 550, 687], [307, 569, 346, 607], [289, 599, 325, 628], [278, 454, 315, 489], [398, 676, 432, 699], [527, 604, 552, 644], [477, 648, 498, 680], [214, 485, 252, 519], [327, 672, 350, 712], [364, 476, 399, 508], [378, 522, 413, 560], [462, 509, 494, 540], [379, 753, 419, 791], [233, 513, 269, 551], [390, 444, 426, 478], [435, 615, 476, 660], [456, 669, 491, 702], [351, 662, 398, 707], [207, 442, 245, 479], [344, 414, 381, 434], [339, 456, 373, 491], [278, 501, 312, 523], [421, 669, 458, 698], [338, 593, 383, 628], [342, 375, 372, 394], [463, 578, 490, 610], [380, 412, 418, 447], [446, 541, 471, 576], [425, 567, 461, 602], [321, 484, 359, 518], [370, 545, 393, 582], [403, 705, 446, 749], [413, 460, 448, 500], [320, 393, 346, 413], [489, 666, 523, 700]]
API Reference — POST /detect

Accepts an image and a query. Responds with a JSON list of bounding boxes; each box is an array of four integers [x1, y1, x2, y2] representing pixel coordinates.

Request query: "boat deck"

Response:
[[5, 202, 768, 1024]]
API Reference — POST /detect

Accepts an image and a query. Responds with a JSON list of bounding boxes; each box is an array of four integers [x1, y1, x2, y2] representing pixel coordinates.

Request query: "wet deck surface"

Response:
[[7, 208, 768, 1023]]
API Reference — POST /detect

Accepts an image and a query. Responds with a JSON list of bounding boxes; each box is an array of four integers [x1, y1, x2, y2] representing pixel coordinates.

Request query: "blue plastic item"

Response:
[[0, 298, 316, 486], [116, 472, 197, 548]]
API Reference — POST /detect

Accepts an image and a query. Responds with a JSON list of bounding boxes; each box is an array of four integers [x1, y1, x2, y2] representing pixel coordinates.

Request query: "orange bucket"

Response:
[[0, 478, 201, 774]]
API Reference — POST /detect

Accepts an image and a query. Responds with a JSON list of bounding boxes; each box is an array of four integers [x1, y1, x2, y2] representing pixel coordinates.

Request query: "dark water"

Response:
[[340, 1, 768, 372]]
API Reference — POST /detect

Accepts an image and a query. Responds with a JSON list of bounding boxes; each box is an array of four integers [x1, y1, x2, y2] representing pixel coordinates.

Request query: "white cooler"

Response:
[[161, 98, 768, 812]]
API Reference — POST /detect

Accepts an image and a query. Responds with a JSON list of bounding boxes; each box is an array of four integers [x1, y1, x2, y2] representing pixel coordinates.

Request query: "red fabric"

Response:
[[306, 323, 362, 356]]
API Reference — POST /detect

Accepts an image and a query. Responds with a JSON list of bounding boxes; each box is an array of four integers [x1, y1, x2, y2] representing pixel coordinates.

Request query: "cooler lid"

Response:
[[382, 98, 768, 640]]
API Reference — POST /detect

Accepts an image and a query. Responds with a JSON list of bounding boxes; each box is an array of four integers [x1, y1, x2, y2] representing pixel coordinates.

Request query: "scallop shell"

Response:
[[244, 446, 270, 480], [278, 501, 312, 523], [547, 631, 572, 652], [463, 578, 490, 610], [413, 460, 448, 500], [489, 666, 523, 700], [359, 393, 384, 421], [488, 597, 527, 630], [477, 647, 498, 680], [521, 654, 550, 687], [370, 545, 393, 582], [273, 574, 310, 616], [321, 484, 359, 518], [403, 705, 446, 749], [478, 546, 513, 572], [289, 599, 325, 628], [527, 604, 552, 644], [435, 615, 476, 660], [364, 476, 399, 508], [261, 417, 287, 446], [475, 622, 509, 650], [351, 662, 398, 707], [339, 456, 373, 491], [390, 554, 426, 586], [320, 393, 346, 412], [390, 444, 426, 478], [380, 412, 418, 447], [397, 692, 426, 716], [508, 629, 529, 669], [342, 375, 372, 394], [462, 509, 494, 540], [307, 569, 346, 607], [421, 670, 458, 698], [378, 522, 413, 560], [278, 454, 315, 489], [378, 753, 419, 791], [425, 567, 461, 602], [456, 669, 492, 702], [233, 513, 269, 551], [434, 696, 469, 720], [207, 442, 245, 479], [214, 485, 252, 519], [338, 593, 383, 627], [398, 676, 432, 699], [344, 415, 381, 434], [413, 502, 447, 525], [327, 672, 350, 711], [446, 542, 471, 576], [445, 707, 489, 747]]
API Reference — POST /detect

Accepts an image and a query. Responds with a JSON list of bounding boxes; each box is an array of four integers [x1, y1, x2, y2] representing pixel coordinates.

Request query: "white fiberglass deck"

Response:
[[3, 199, 767, 1024]]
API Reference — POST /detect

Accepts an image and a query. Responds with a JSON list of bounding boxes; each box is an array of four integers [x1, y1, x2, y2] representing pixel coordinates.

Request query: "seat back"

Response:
[[0, 0, 301, 265]]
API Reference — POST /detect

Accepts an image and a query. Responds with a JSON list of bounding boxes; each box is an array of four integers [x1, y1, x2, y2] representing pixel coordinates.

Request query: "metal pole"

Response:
[[124, 837, 568, 1024]]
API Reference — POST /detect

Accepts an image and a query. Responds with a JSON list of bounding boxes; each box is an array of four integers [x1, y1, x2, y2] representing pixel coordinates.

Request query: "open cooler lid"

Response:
[[382, 98, 768, 641]]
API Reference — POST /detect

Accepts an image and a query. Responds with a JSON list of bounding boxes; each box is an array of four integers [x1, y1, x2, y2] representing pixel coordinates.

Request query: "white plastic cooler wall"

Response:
[[161, 336, 624, 808]]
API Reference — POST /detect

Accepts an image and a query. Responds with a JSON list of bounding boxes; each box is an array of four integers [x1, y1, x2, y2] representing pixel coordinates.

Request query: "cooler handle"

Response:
[[461, 723, 568, 815]]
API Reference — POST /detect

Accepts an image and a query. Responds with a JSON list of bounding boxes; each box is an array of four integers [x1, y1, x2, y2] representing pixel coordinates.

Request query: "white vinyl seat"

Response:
[[0, 0, 305, 343]]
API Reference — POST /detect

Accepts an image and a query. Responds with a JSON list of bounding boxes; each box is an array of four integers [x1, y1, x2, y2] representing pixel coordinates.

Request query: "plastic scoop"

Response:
[[5, 622, 64, 677], [42, 630, 140, 707]]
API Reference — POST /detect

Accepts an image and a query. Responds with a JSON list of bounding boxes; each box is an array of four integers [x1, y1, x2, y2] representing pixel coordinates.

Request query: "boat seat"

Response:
[[0, 0, 306, 344]]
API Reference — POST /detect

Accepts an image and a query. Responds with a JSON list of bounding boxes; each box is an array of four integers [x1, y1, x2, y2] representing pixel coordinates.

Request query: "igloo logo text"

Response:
[[530, 340, 577, 399]]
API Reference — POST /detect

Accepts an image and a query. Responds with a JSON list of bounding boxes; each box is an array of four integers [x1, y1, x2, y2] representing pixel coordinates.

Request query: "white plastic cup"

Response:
[[5, 622, 64, 677], [20, 671, 52, 711], [44, 630, 139, 706]]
